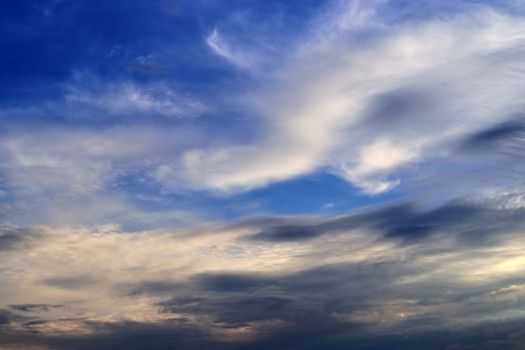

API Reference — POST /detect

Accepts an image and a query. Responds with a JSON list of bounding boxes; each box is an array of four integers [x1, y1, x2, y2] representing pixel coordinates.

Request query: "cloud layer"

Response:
[[2, 192, 525, 348], [181, 1, 525, 194], [2, 1, 525, 349]]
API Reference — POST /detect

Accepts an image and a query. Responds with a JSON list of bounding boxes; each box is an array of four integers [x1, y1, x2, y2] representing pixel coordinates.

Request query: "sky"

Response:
[[2, 0, 525, 349]]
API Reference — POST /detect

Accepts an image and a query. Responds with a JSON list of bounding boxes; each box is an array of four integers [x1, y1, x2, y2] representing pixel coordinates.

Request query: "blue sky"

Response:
[[2, 1, 525, 349]]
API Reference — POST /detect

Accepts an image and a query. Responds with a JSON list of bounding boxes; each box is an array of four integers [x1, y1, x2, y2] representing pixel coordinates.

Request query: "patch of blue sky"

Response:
[[113, 168, 402, 225]]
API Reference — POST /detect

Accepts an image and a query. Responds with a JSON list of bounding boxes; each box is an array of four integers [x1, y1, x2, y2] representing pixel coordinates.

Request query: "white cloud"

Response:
[[64, 74, 206, 118], [339, 139, 416, 194], [2, 0, 525, 226], [0, 125, 203, 226], [206, 28, 254, 69], [171, 4, 525, 194]]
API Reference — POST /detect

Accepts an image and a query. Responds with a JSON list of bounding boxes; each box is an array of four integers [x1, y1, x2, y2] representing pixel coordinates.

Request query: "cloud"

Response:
[[461, 117, 525, 154], [206, 28, 254, 69], [164, 2, 525, 194], [1, 1, 525, 229], [0, 121, 204, 226], [193, 273, 274, 293], [245, 200, 513, 244], [0, 227, 41, 252], [0, 309, 12, 325], [42, 276, 100, 290], [1, 190, 525, 348], [2, 2, 525, 348], [8, 304, 62, 313], [63, 73, 207, 119]]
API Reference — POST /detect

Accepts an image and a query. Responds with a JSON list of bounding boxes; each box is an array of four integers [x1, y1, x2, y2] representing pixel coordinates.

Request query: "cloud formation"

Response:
[[2, 1, 525, 349], [1, 192, 525, 348], [173, 1, 525, 194], [1, 1, 525, 227]]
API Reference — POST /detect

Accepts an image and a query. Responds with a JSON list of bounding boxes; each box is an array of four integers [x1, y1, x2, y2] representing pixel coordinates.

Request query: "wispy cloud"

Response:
[[172, 3, 525, 195], [63, 73, 207, 119], [206, 28, 255, 69]]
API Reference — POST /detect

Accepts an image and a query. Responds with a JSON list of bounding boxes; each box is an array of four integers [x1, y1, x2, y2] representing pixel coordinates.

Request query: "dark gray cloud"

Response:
[[42, 275, 99, 290], [144, 264, 525, 349], [9, 303, 62, 312], [0, 319, 212, 350], [246, 200, 520, 244], [158, 294, 297, 327], [149, 262, 411, 335], [126, 281, 183, 296], [462, 118, 525, 152], [363, 87, 441, 133], [0, 309, 12, 325], [194, 273, 274, 293], [0, 227, 39, 252], [1, 196, 524, 349], [1, 313, 523, 350], [3, 259, 525, 349]]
